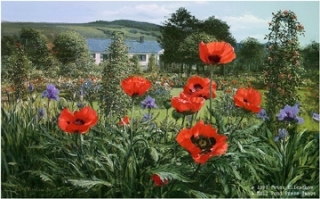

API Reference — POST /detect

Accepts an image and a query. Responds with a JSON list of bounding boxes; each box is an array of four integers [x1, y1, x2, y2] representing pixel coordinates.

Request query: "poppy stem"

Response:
[[190, 113, 194, 126], [181, 115, 185, 127], [130, 98, 135, 142], [191, 163, 201, 178], [209, 67, 214, 123], [165, 108, 169, 143]]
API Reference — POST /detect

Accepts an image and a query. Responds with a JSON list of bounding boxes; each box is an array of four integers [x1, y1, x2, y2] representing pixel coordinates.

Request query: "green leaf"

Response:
[[189, 189, 211, 198], [151, 171, 195, 183], [68, 179, 112, 191], [148, 147, 159, 163]]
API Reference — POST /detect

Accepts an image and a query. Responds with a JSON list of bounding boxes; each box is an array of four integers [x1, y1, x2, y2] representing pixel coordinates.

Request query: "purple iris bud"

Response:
[[39, 108, 45, 118], [77, 102, 85, 109], [276, 104, 304, 124], [141, 96, 157, 109], [257, 108, 269, 120], [42, 84, 60, 100], [79, 89, 84, 96], [312, 112, 319, 122], [28, 83, 34, 92], [142, 113, 152, 122], [274, 128, 288, 142]]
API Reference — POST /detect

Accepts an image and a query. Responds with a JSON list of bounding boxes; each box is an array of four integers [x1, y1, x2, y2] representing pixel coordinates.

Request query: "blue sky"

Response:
[[1, 1, 319, 46]]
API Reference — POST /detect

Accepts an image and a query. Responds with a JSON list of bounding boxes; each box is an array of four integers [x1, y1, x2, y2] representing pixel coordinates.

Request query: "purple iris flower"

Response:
[[257, 108, 269, 120], [274, 128, 288, 142], [41, 84, 60, 100], [141, 96, 157, 109], [276, 104, 304, 124], [312, 112, 319, 122]]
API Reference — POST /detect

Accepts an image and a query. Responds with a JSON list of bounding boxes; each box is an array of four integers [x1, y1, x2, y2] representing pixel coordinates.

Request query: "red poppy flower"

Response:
[[199, 41, 236, 65], [171, 93, 205, 115], [151, 174, 169, 186], [58, 106, 98, 134], [183, 76, 217, 99], [121, 76, 152, 97], [176, 120, 228, 164], [233, 87, 262, 113], [119, 116, 130, 126]]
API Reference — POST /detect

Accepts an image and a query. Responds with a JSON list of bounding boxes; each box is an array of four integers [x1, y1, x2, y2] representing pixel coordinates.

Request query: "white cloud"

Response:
[[99, 3, 172, 24], [193, 1, 210, 5], [217, 14, 271, 31]]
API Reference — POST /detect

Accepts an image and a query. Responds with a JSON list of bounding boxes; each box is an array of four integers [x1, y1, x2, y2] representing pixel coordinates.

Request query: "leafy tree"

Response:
[[6, 46, 32, 99], [178, 32, 216, 74], [158, 7, 199, 66], [237, 37, 266, 72], [147, 54, 158, 73], [300, 41, 319, 114], [100, 31, 133, 119], [159, 8, 236, 75], [263, 10, 305, 132], [301, 41, 319, 70], [130, 55, 143, 74], [1, 35, 20, 57], [53, 30, 90, 64], [19, 28, 50, 69], [1, 35, 21, 80], [197, 16, 236, 46]]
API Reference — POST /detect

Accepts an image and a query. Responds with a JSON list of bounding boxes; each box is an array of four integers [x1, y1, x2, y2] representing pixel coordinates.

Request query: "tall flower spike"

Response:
[[199, 41, 236, 65]]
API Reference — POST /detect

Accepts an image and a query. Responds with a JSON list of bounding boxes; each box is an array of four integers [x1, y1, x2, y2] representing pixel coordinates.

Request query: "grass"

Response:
[[3, 87, 318, 132], [127, 87, 319, 132]]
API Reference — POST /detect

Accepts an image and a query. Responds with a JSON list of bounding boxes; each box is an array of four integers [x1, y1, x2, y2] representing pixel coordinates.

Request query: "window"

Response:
[[92, 53, 96, 59], [102, 54, 109, 61], [137, 54, 146, 61]]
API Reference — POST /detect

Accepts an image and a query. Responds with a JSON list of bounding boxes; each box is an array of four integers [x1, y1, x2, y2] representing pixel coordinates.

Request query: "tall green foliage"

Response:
[[147, 54, 158, 73], [178, 32, 216, 74], [100, 32, 133, 119], [197, 16, 236, 46], [158, 8, 236, 74], [130, 55, 143, 74], [237, 37, 266, 72], [53, 30, 92, 77], [301, 41, 319, 70], [20, 28, 50, 69], [7, 46, 32, 100], [263, 10, 305, 130], [158, 7, 199, 64]]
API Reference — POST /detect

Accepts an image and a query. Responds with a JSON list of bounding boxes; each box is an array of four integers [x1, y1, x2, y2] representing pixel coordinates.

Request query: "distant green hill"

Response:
[[1, 19, 162, 41]]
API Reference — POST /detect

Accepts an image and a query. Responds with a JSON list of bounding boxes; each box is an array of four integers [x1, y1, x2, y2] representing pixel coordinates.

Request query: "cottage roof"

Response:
[[87, 38, 162, 54]]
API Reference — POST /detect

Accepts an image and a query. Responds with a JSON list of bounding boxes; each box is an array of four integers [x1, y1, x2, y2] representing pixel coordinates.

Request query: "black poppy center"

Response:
[[191, 135, 216, 154], [243, 98, 249, 103], [194, 84, 203, 91], [190, 84, 203, 93], [208, 55, 221, 64], [74, 119, 85, 125]]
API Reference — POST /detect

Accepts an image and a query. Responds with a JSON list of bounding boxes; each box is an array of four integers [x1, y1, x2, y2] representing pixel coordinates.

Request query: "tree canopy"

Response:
[[53, 30, 90, 65], [158, 7, 236, 66]]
